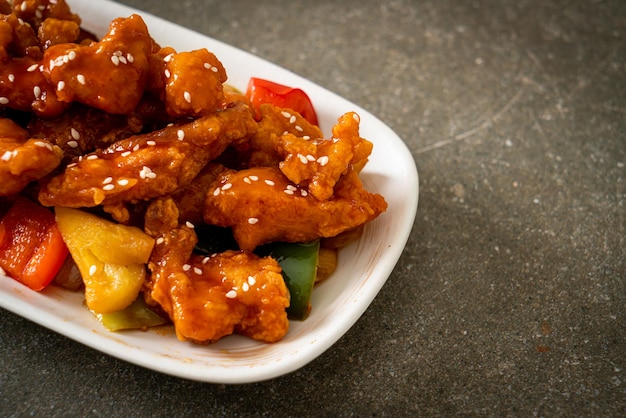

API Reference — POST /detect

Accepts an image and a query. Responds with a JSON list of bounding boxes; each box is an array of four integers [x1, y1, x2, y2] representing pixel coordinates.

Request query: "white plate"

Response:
[[0, 0, 419, 383]]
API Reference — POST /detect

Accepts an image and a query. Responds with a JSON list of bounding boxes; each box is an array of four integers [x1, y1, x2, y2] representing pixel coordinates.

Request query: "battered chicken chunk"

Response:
[[41, 14, 154, 115], [0, 118, 62, 196], [277, 112, 373, 201], [144, 197, 289, 343], [38, 102, 257, 207], [204, 165, 387, 251]]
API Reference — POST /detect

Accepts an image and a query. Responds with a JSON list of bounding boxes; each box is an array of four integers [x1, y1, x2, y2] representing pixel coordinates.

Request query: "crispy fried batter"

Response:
[[277, 111, 373, 201], [145, 197, 289, 343], [38, 102, 257, 207], [41, 14, 153, 114], [203, 165, 387, 251], [0, 118, 62, 196]]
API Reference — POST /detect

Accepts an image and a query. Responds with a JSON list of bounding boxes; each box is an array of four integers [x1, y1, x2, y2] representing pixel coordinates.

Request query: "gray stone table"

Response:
[[1, 0, 624, 416]]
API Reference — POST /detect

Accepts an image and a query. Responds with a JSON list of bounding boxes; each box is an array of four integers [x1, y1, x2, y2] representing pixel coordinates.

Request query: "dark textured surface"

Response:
[[1, 0, 624, 416]]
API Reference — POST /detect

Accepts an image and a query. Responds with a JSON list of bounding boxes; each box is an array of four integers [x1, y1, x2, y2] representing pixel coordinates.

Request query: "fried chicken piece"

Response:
[[234, 103, 323, 168], [0, 118, 62, 196], [38, 102, 257, 207], [203, 165, 387, 251], [12, 0, 80, 30], [144, 197, 289, 344], [37, 17, 80, 50], [277, 111, 373, 201], [41, 14, 154, 114], [28, 103, 143, 161], [0, 11, 40, 60], [162, 49, 228, 117]]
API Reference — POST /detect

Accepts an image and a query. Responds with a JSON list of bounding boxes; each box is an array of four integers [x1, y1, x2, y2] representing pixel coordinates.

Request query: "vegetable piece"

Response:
[[246, 77, 319, 126], [55, 207, 155, 313], [92, 297, 168, 332], [258, 240, 320, 320], [0, 197, 69, 291], [316, 246, 338, 283]]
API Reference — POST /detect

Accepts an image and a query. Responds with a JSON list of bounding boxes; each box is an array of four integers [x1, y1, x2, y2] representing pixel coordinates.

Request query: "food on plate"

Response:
[[0, 0, 387, 344]]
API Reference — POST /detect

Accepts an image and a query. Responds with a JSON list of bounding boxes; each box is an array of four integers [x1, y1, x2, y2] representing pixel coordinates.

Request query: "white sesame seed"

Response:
[[0, 97, 9, 105], [132, 144, 140, 152], [86, 155, 98, 160], [121, 151, 131, 157], [113, 50, 122, 57], [193, 267, 202, 275], [103, 177, 113, 184], [68, 50, 77, 61], [185, 221, 195, 229], [164, 69, 171, 78], [119, 55, 127, 64], [183, 91, 191, 103], [1, 151, 12, 161], [102, 184, 115, 191], [77, 74, 86, 85], [298, 154, 308, 164], [248, 217, 259, 224], [221, 182, 232, 191], [8, 74, 14, 82], [284, 189, 294, 195], [146, 140, 156, 146], [289, 115, 296, 124], [156, 237, 165, 245], [57, 81, 65, 91], [249, 175, 259, 181], [213, 187, 221, 196], [295, 125, 303, 132], [66, 162, 77, 168], [177, 129, 184, 140], [202, 257, 210, 264], [286, 185, 297, 191], [111, 55, 120, 66], [117, 179, 129, 186], [300, 189, 308, 197], [163, 53, 173, 63], [306, 154, 316, 161], [281, 111, 291, 118], [89, 265, 97, 276], [242, 282, 249, 292], [264, 179, 275, 186], [353, 113, 360, 122], [317, 156, 329, 166], [225, 290, 237, 299], [27, 64, 39, 72], [33, 85, 41, 98], [182, 264, 191, 272], [70, 128, 80, 139], [303, 135, 311, 140], [20, 2, 27, 11], [243, 177, 252, 184], [203, 63, 211, 70], [127, 53, 134, 63]]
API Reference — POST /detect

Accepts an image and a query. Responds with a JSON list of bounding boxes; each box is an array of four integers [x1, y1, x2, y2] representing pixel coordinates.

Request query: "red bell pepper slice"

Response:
[[246, 77, 319, 126], [0, 196, 69, 291]]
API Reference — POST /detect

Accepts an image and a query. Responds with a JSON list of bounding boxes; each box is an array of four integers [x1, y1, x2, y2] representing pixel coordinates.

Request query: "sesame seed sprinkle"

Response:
[[118, 179, 129, 186], [298, 154, 308, 164], [242, 282, 249, 292], [57, 81, 65, 91], [89, 265, 97, 276], [284, 189, 294, 195], [111, 55, 120, 66], [221, 182, 232, 191], [281, 111, 291, 118], [301, 189, 308, 197], [68, 50, 77, 61], [249, 175, 259, 181], [27, 64, 39, 72], [8, 74, 14, 82], [317, 156, 329, 166], [202, 257, 210, 264], [102, 184, 115, 191], [77, 74, 86, 85], [164, 69, 171, 78], [264, 179, 275, 186], [132, 144, 140, 152], [156, 237, 165, 245], [213, 187, 221, 196], [121, 151, 131, 157], [183, 91, 191, 103], [86, 154, 98, 160], [185, 221, 195, 229], [70, 128, 80, 139], [248, 217, 259, 224], [289, 115, 296, 124], [103, 177, 113, 184], [1, 151, 12, 161], [193, 267, 203, 275], [243, 177, 252, 184], [177, 129, 184, 140], [119, 55, 127, 64], [33, 85, 41, 98], [127, 53, 134, 63], [225, 290, 237, 299], [182, 264, 191, 272], [0, 97, 9, 105]]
